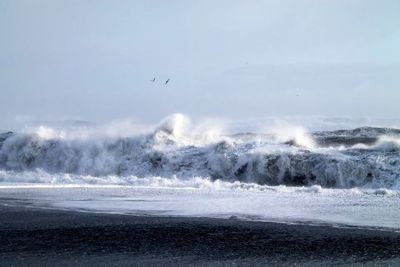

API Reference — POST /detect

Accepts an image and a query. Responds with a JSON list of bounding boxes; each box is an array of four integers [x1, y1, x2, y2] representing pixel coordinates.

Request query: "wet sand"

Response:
[[0, 204, 399, 266]]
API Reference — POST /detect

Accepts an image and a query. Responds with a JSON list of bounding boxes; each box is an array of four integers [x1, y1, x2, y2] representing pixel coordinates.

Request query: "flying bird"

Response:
[[165, 79, 170, 85], [151, 78, 156, 82]]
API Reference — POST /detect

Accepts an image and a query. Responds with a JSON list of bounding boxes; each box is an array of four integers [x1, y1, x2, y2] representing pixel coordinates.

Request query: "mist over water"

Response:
[[1, 114, 400, 190]]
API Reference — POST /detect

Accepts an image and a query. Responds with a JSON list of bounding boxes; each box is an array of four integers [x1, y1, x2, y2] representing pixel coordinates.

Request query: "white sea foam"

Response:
[[0, 179, 399, 230], [1, 114, 400, 189]]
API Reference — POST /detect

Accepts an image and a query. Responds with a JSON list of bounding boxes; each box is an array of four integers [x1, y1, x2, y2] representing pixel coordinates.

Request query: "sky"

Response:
[[1, 0, 400, 129]]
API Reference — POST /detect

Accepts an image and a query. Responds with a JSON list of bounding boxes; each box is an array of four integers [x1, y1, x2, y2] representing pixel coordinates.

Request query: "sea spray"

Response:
[[0, 115, 400, 189]]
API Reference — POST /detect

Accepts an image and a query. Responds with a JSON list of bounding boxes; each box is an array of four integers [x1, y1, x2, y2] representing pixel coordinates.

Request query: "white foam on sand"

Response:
[[1, 177, 399, 231]]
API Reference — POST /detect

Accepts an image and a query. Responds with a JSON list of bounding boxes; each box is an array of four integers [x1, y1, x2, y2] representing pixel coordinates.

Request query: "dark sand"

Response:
[[0, 204, 399, 266]]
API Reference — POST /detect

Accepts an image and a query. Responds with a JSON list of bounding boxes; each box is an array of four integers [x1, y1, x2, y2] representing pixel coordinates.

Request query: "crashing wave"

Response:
[[0, 116, 400, 189]]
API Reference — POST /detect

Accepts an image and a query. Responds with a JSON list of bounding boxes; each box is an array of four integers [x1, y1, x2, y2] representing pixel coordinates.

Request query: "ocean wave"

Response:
[[1, 115, 400, 189]]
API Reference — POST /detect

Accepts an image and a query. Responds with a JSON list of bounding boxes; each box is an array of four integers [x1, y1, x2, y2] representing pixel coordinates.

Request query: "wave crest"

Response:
[[1, 118, 400, 189]]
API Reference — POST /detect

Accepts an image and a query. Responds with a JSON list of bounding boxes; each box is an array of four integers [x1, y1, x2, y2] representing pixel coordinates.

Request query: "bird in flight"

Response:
[[165, 79, 170, 85], [151, 78, 156, 82]]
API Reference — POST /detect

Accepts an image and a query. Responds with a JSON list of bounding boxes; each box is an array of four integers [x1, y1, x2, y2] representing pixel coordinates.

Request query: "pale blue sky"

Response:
[[1, 0, 399, 129]]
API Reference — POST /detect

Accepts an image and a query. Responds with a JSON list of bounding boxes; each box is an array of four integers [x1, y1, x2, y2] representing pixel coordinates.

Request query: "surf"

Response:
[[0, 114, 400, 189]]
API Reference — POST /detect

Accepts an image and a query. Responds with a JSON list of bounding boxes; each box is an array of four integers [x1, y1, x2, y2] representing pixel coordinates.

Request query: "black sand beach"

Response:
[[0, 204, 399, 266]]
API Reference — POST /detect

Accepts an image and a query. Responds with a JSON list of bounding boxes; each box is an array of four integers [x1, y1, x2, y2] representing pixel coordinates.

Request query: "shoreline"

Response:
[[1, 204, 400, 266]]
